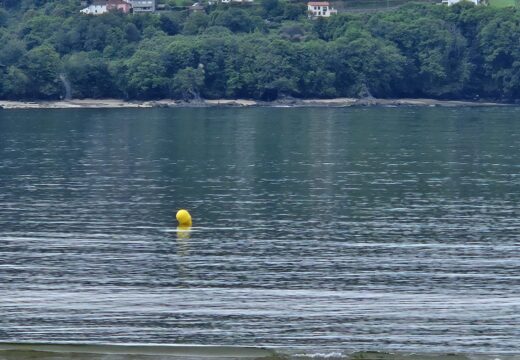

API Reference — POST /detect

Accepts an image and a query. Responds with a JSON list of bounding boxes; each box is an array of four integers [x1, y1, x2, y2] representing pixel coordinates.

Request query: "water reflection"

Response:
[[176, 226, 191, 256]]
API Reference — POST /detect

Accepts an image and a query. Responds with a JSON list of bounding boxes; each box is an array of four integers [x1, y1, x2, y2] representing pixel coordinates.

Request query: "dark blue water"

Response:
[[0, 107, 519, 357]]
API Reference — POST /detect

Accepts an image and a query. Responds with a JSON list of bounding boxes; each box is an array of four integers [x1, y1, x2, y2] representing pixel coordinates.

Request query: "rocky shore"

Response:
[[0, 98, 508, 110]]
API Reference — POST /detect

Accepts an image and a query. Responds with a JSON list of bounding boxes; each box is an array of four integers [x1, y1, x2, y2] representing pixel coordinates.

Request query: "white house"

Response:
[[442, 0, 479, 5], [307, 1, 337, 17], [80, 1, 108, 14], [220, 0, 254, 3]]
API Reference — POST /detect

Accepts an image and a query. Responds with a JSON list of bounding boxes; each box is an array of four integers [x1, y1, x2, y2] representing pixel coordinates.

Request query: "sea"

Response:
[[0, 107, 518, 360]]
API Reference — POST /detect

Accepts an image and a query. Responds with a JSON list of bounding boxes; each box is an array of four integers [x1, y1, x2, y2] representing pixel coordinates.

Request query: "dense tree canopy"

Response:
[[2, 0, 520, 101]]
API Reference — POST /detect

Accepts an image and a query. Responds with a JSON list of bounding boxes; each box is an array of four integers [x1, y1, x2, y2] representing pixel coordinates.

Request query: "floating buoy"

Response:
[[176, 209, 192, 227]]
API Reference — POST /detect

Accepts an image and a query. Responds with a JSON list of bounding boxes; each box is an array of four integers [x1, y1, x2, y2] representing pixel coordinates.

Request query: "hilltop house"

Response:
[[127, 0, 156, 12], [220, 0, 254, 3], [107, 0, 132, 13], [189, 2, 205, 12], [80, 0, 154, 14], [441, 0, 479, 4], [307, 1, 337, 17], [80, 0, 108, 14]]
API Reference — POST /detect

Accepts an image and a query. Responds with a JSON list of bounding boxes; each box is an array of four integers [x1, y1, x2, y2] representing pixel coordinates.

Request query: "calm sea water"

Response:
[[0, 107, 519, 358]]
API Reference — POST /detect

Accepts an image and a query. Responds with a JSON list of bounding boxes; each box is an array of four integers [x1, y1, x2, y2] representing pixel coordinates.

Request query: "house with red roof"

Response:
[[81, 0, 132, 15], [107, 0, 132, 13]]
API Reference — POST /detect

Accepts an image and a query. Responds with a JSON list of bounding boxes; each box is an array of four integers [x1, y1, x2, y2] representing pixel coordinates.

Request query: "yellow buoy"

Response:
[[176, 209, 192, 227]]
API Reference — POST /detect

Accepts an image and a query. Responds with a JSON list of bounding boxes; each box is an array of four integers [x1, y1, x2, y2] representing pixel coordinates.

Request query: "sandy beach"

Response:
[[0, 98, 508, 109]]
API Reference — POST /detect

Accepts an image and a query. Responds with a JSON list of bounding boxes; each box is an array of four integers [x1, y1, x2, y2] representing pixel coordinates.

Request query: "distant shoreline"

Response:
[[0, 98, 509, 110]]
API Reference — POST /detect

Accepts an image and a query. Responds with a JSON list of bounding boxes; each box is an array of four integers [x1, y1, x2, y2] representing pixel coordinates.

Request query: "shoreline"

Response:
[[0, 98, 509, 109]]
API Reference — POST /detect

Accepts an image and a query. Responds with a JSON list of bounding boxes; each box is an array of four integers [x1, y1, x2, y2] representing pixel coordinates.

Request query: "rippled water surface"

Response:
[[0, 107, 519, 356]]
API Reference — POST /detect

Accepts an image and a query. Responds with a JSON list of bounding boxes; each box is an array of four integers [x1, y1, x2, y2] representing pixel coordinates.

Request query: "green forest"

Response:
[[1, 0, 520, 101]]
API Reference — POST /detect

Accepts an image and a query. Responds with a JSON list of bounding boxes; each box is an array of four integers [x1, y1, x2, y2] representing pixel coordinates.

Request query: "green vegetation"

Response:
[[488, 0, 516, 7], [337, 0, 436, 11], [1, 0, 520, 101]]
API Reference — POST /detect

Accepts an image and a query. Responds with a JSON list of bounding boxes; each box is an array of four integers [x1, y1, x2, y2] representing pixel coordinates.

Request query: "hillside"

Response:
[[488, 0, 516, 7], [1, 0, 520, 101]]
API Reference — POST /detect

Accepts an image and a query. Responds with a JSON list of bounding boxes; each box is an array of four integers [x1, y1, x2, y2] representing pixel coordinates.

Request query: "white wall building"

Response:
[[127, 0, 156, 12], [80, 2, 108, 15], [307, 1, 337, 17], [220, 0, 254, 3], [442, 0, 479, 5]]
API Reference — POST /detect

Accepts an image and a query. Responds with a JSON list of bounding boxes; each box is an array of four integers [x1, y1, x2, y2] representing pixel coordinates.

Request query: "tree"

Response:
[[330, 31, 405, 97], [283, 3, 306, 20], [301, 69, 337, 98], [369, 12, 471, 97], [125, 23, 141, 42], [224, 38, 298, 99], [0, 66, 30, 99], [211, 8, 255, 33], [171, 66, 205, 100], [0, 38, 26, 66], [0, 8, 7, 27], [0, 0, 19, 9], [279, 24, 307, 42], [125, 48, 169, 98], [260, 0, 283, 19], [478, 13, 520, 99], [182, 12, 209, 35], [3, 0, 520, 101], [261, 0, 279, 13], [63, 52, 115, 98], [196, 36, 233, 98], [163, 37, 197, 74], [159, 13, 181, 36], [313, 17, 328, 40], [22, 45, 61, 99], [21, 15, 63, 48]]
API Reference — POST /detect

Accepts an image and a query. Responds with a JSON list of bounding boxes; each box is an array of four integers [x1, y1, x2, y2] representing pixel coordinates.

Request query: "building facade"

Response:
[[80, 0, 108, 15], [220, 0, 254, 3], [107, 0, 132, 13], [441, 0, 479, 5], [307, 1, 337, 17], [127, 0, 156, 12]]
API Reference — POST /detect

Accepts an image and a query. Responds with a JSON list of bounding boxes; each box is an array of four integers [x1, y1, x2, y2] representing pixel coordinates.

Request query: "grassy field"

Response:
[[488, 0, 517, 7]]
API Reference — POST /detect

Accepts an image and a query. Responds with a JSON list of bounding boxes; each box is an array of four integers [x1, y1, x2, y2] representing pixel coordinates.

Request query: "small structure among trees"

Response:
[[307, 1, 337, 17], [221, 0, 254, 3], [80, 0, 108, 15], [441, 0, 480, 5], [107, 0, 132, 13], [80, 0, 154, 15], [128, 0, 156, 12]]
